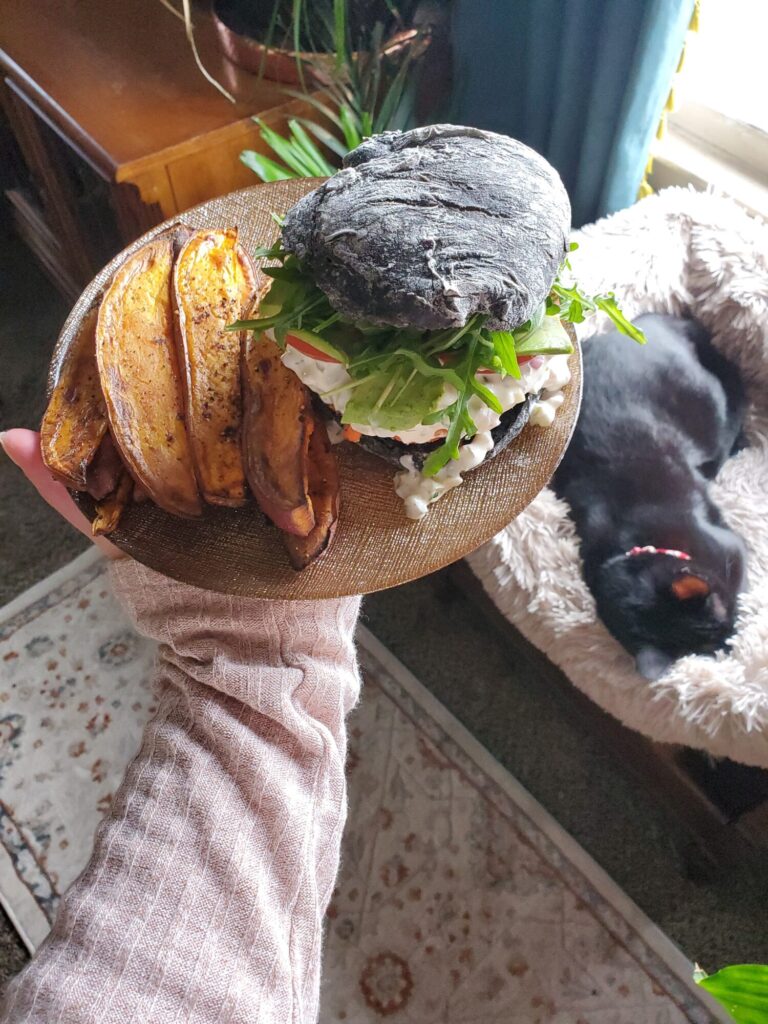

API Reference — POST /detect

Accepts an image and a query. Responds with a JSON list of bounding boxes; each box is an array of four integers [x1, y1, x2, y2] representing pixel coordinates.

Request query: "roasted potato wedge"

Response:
[[85, 433, 124, 501], [96, 228, 202, 518], [241, 334, 315, 537], [282, 416, 339, 570], [40, 305, 108, 489], [92, 470, 133, 536], [174, 228, 257, 507]]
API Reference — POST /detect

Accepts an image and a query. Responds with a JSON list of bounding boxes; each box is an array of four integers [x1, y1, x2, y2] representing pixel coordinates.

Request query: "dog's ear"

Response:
[[635, 646, 675, 680], [670, 573, 710, 601]]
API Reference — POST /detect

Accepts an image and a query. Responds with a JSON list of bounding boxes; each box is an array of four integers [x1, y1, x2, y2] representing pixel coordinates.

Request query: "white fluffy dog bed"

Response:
[[467, 188, 768, 768]]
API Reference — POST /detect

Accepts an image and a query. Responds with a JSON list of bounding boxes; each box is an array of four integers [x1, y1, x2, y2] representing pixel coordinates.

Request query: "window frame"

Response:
[[649, 101, 768, 219]]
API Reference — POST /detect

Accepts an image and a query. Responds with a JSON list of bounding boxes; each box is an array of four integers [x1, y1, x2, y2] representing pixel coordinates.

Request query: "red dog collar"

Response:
[[626, 545, 692, 561]]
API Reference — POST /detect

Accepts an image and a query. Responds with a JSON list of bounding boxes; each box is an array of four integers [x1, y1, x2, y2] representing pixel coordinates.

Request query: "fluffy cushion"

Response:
[[467, 187, 768, 768]]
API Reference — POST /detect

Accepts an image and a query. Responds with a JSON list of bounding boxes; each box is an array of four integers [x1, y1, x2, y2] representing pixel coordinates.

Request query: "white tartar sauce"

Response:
[[281, 343, 455, 445], [394, 355, 571, 519], [277, 335, 571, 519]]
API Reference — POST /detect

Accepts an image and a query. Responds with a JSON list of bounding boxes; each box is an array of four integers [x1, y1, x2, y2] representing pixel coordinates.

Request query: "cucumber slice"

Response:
[[515, 315, 573, 356]]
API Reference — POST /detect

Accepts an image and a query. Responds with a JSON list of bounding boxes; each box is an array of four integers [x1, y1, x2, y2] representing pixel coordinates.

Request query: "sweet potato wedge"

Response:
[[85, 433, 124, 501], [241, 333, 315, 537], [282, 416, 340, 570], [174, 228, 258, 507], [96, 228, 202, 518], [92, 470, 133, 536], [40, 305, 108, 489]]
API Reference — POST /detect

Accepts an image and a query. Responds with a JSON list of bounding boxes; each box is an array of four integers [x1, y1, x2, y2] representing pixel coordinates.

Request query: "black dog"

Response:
[[553, 314, 747, 679]]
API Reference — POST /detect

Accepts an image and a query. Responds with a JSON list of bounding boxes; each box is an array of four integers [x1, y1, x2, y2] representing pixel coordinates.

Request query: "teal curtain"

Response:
[[450, 0, 694, 226]]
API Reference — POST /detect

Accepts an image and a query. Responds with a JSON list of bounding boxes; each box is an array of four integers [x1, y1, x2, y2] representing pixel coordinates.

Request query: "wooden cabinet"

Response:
[[0, 0, 307, 301]]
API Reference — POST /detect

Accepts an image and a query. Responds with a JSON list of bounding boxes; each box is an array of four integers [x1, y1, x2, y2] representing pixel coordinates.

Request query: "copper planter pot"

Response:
[[212, 3, 421, 86], [212, 4, 334, 86]]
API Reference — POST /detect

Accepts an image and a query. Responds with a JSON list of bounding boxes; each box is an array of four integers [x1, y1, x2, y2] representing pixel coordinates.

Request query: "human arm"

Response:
[[0, 430, 361, 1024]]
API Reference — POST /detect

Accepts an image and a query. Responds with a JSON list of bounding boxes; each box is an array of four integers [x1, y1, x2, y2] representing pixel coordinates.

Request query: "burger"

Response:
[[235, 125, 643, 519]]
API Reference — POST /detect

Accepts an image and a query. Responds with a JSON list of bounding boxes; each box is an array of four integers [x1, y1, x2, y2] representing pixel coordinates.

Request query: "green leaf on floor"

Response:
[[696, 964, 768, 1023]]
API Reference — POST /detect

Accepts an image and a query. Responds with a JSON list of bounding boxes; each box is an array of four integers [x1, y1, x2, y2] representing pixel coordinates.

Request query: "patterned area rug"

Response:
[[0, 552, 726, 1022]]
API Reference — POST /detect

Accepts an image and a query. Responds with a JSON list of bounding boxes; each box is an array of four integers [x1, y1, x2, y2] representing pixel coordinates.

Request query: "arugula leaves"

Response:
[[488, 330, 521, 378], [550, 242, 647, 344], [549, 281, 648, 342], [422, 334, 482, 477], [231, 238, 644, 479]]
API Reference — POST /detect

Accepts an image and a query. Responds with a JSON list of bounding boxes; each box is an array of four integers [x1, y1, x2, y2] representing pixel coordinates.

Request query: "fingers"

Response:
[[0, 429, 123, 559]]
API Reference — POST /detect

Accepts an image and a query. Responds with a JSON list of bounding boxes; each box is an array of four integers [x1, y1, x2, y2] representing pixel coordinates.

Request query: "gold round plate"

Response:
[[54, 179, 582, 599]]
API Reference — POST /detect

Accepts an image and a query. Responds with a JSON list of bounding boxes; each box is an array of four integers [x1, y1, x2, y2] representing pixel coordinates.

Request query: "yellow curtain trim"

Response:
[[690, 0, 700, 33], [638, 0, 700, 201]]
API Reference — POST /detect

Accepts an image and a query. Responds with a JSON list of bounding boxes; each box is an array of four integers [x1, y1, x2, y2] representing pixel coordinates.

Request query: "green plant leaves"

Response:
[[259, 118, 336, 176], [286, 89, 345, 130], [242, 117, 337, 181], [697, 965, 768, 1023], [240, 150, 295, 182], [339, 104, 363, 150], [333, 0, 347, 70], [241, 0, 428, 183], [297, 117, 349, 159], [292, 0, 304, 85]]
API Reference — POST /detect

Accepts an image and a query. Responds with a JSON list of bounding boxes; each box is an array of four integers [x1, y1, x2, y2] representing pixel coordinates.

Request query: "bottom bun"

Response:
[[347, 395, 537, 470]]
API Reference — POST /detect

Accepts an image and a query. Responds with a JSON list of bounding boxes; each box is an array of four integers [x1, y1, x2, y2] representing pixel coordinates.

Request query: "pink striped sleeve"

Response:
[[0, 560, 361, 1024]]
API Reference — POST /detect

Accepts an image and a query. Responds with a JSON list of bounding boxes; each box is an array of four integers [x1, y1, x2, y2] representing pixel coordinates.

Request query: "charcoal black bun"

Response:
[[282, 124, 571, 332], [327, 394, 536, 471]]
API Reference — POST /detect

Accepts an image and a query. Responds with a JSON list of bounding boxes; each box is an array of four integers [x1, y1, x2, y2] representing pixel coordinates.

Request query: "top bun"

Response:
[[281, 124, 571, 332]]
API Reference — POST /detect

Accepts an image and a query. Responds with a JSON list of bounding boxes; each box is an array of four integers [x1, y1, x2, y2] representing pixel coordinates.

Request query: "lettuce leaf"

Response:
[[342, 362, 446, 431]]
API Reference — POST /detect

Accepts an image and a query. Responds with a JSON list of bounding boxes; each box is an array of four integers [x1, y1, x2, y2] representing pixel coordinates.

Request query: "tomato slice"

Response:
[[286, 334, 341, 363]]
